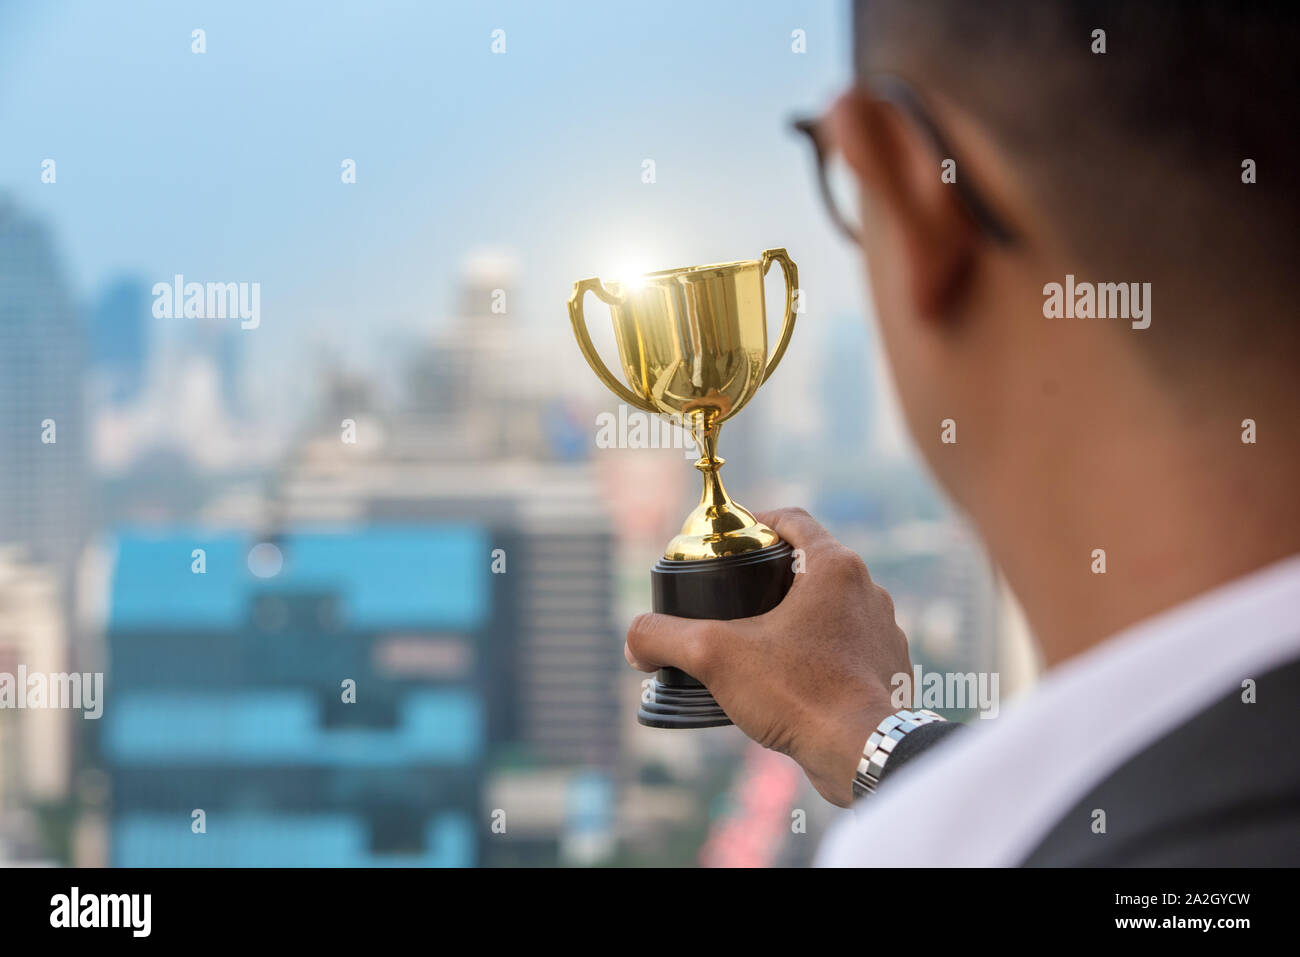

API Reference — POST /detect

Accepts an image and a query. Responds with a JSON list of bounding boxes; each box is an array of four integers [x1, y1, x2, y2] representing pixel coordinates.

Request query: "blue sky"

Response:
[[1, 1, 868, 399]]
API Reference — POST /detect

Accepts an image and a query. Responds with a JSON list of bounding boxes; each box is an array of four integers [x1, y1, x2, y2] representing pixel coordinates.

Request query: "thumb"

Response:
[[624, 612, 730, 680]]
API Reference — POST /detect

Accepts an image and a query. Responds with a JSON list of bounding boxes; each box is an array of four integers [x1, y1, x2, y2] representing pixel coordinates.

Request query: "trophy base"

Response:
[[637, 541, 795, 729]]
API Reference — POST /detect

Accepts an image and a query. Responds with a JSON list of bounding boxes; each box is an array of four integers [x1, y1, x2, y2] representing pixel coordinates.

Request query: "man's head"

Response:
[[826, 0, 1300, 655]]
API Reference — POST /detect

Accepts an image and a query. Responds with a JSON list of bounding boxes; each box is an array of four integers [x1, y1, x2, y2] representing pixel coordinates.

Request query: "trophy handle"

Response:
[[760, 247, 799, 385], [568, 277, 658, 413]]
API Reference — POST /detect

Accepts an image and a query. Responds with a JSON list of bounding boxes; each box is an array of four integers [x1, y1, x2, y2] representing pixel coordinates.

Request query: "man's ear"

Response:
[[829, 88, 978, 321]]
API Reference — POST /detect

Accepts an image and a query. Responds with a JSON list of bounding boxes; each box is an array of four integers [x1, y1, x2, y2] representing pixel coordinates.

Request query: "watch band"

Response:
[[852, 708, 947, 798]]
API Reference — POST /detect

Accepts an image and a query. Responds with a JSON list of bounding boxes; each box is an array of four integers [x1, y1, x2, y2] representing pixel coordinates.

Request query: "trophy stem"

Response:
[[661, 413, 778, 561], [690, 420, 731, 512]]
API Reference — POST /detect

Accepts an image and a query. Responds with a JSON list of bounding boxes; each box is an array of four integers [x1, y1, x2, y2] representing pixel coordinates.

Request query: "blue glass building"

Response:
[[99, 524, 493, 867]]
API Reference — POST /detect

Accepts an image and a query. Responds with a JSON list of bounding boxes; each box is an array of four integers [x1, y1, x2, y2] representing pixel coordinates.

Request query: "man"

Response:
[[625, 0, 1300, 865]]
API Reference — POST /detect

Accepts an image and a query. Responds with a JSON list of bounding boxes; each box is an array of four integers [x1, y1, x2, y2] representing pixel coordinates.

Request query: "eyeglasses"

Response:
[[791, 73, 1017, 246]]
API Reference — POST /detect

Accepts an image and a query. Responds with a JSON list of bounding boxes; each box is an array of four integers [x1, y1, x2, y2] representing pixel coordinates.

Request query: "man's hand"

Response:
[[625, 507, 912, 807]]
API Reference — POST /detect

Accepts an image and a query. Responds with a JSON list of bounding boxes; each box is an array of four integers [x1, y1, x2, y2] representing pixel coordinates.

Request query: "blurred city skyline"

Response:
[[0, 0, 875, 431]]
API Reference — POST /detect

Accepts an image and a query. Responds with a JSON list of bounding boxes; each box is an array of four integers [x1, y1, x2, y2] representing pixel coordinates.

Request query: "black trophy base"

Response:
[[637, 540, 794, 729]]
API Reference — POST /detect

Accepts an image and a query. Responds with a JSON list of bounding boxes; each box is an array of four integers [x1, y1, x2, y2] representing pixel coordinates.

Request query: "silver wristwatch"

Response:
[[852, 708, 947, 798]]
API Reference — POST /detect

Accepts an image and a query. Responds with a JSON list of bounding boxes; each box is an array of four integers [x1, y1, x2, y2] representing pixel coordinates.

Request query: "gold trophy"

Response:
[[569, 249, 799, 727]]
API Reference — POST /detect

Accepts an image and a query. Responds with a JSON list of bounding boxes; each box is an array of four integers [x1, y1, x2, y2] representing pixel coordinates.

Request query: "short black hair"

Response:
[[853, 1, 1299, 345]]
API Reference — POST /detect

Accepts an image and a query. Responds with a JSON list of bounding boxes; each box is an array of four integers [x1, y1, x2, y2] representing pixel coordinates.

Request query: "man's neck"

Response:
[[981, 378, 1300, 668]]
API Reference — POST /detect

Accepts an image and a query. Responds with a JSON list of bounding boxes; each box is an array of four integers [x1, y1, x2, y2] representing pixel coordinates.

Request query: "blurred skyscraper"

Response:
[[0, 198, 88, 580], [87, 276, 150, 407], [823, 314, 877, 459]]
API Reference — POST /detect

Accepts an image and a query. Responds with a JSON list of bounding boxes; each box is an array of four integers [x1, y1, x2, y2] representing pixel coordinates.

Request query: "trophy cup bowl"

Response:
[[569, 248, 800, 728]]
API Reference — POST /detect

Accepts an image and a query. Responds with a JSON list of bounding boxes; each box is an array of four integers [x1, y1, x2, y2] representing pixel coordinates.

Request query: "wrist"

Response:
[[816, 700, 899, 807]]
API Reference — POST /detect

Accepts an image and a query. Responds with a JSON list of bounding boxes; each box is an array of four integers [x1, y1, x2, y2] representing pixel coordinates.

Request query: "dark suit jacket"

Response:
[[875, 655, 1300, 865]]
